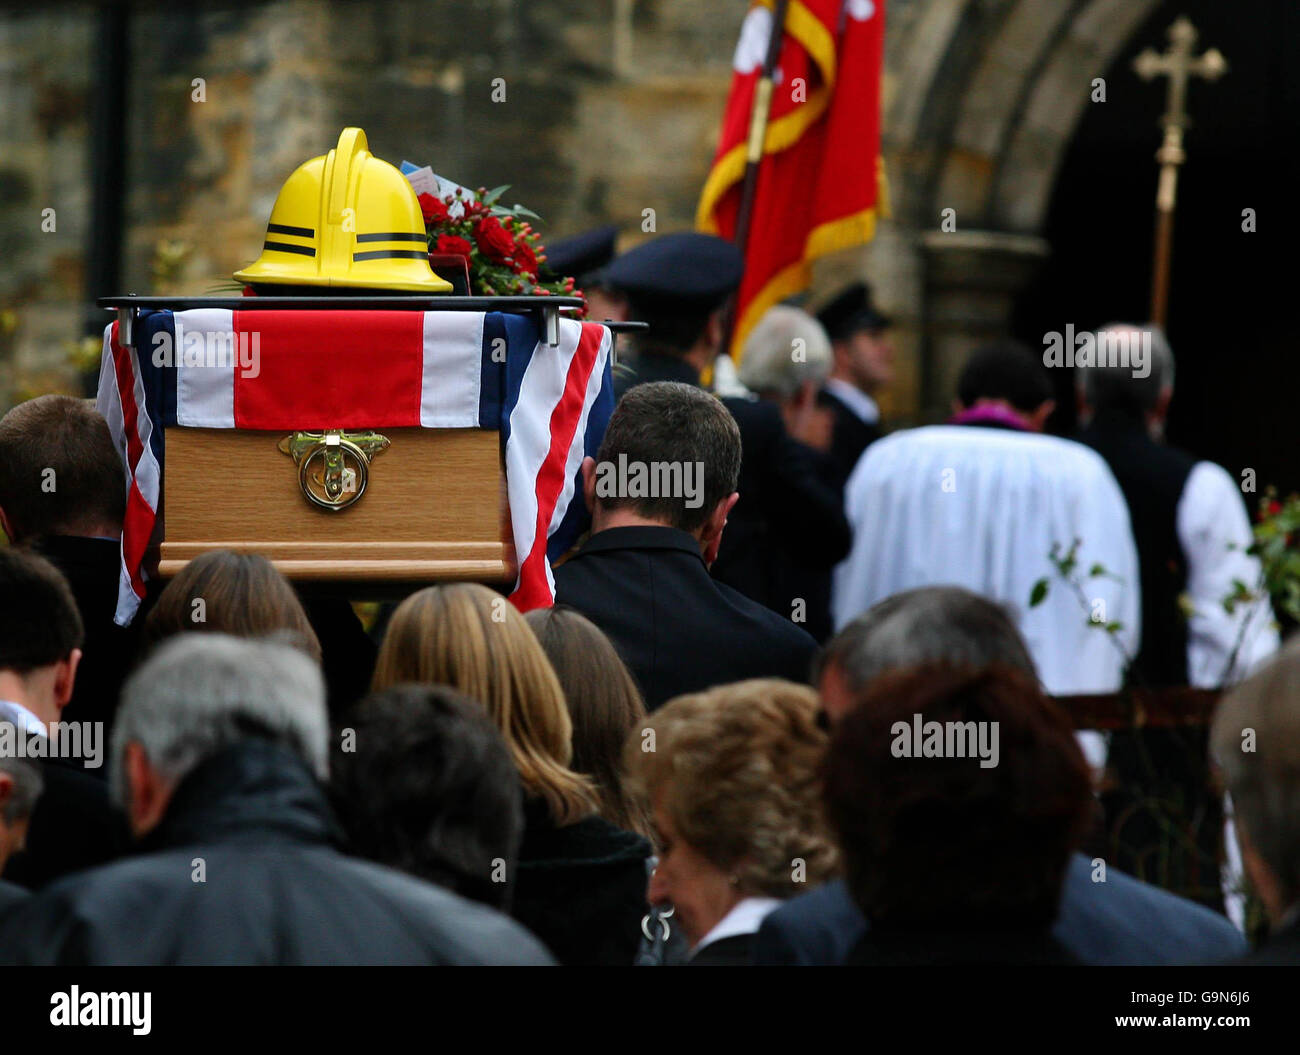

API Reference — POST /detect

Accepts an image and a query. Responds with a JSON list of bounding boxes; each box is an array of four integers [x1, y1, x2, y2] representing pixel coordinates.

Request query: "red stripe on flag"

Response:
[[232, 310, 425, 429], [510, 323, 603, 611], [110, 322, 153, 602]]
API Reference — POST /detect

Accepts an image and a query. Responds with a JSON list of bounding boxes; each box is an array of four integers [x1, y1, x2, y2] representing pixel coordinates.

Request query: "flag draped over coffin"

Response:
[[96, 309, 615, 625]]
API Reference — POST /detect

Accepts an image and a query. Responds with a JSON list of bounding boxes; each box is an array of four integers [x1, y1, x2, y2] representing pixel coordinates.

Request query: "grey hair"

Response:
[[738, 305, 832, 398], [1211, 638, 1300, 907], [817, 586, 1039, 692], [110, 632, 329, 807], [0, 757, 43, 823], [1076, 322, 1175, 414]]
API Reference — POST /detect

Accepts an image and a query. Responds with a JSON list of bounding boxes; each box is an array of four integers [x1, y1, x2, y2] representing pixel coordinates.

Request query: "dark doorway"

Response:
[[1013, 0, 1300, 497]]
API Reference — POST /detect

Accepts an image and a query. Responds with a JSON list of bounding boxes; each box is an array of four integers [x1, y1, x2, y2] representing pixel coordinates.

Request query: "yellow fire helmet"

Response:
[[234, 127, 452, 293]]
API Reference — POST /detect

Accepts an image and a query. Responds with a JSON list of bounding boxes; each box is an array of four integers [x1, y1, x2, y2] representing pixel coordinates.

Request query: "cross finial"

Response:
[[1133, 16, 1227, 140]]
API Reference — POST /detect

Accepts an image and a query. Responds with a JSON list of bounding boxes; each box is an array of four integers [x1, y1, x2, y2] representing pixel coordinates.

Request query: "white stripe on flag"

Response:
[[174, 309, 236, 427], [504, 322, 585, 590], [420, 310, 485, 428], [546, 322, 610, 540]]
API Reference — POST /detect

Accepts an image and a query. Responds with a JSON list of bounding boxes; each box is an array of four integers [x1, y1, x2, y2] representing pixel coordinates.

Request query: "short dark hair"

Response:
[[329, 683, 525, 911], [823, 664, 1091, 930], [0, 547, 83, 673], [816, 586, 1037, 692], [0, 396, 126, 541], [956, 340, 1051, 414], [595, 381, 741, 532]]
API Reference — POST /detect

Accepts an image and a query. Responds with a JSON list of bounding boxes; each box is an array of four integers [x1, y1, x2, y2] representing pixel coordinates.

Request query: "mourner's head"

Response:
[[112, 633, 329, 838], [738, 305, 833, 418], [371, 583, 598, 827], [0, 395, 125, 544], [816, 281, 894, 395], [142, 549, 322, 663], [816, 585, 1036, 726], [823, 664, 1092, 932], [582, 381, 742, 566], [1075, 323, 1174, 437], [626, 679, 837, 948], [0, 758, 43, 875], [1212, 640, 1300, 926], [0, 547, 83, 729], [954, 340, 1054, 432], [601, 233, 744, 366], [330, 683, 525, 911]]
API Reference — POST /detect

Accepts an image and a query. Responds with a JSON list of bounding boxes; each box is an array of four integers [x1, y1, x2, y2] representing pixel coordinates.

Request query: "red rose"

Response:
[[435, 234, 473, 258], [512, 241, 539, 277], [418, 193, 449, 224], [474, 215, 516, 263]]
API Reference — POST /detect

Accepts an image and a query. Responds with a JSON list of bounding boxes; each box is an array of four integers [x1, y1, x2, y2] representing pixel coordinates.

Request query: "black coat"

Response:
[[3, 755, 128, 891], [711, 397, 851, 642], [29, 535, 143, 737], [688, 933, 755, 966], [0, 741, 553, 965], [818, 386, 881, 486], [511, 797, 651, 966], [554, 526, 819, 710]]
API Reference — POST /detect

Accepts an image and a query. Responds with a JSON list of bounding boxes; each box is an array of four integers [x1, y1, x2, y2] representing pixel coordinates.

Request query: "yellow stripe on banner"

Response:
[[732, 197, 887, 364], [696, 0, 838, 232]]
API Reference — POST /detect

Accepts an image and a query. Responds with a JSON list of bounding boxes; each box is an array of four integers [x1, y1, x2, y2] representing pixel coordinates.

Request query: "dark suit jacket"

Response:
[[554, 526, 818, 710], [30, 535, 143, 738], [846, 927, 1076, 966], [818, 386, 881, 485], [752, 854, 1247, 966], [689, 933, 755, 965], [3, 756, 129, 891], [712, 397, 850, 642]]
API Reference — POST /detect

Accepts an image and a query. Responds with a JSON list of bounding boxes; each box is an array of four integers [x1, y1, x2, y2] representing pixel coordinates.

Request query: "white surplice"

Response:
[[832, 425, 1141, 697]]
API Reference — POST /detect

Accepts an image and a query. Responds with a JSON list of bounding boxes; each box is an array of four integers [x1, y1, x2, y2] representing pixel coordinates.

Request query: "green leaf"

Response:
[[1105, 621, 1124, 633], [1029, 578, 1049, 608], [1088, 563, 1106, 578], [482, 185, 510, 206]]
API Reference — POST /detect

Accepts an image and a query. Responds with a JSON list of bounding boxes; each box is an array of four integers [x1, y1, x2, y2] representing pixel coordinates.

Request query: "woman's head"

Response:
[[372, 583, 596, 826], [823, 663, 1092, 931], [524, 605, 650, 837], [626, 678, 837, 946], [143, 550, 321, 662]]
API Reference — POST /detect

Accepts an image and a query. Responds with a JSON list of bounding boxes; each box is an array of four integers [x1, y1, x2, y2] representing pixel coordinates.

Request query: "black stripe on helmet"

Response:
[[266, 223, 315, 238], [355, 232, 429, 243], [352, 250, 430, 261], [263, 241, 316, 257]]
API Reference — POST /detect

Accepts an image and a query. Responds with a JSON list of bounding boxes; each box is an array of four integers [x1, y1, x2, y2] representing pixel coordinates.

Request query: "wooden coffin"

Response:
[[158, 426, 514, 585]]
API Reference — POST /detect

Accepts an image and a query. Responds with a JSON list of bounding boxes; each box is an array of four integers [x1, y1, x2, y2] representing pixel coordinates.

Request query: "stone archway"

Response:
[[825, 0, 1163, 421]]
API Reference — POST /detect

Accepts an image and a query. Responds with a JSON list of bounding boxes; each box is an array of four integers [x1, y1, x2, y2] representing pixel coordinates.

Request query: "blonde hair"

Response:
[[626, 678, 838, 897], [373, 584, 597, 826]]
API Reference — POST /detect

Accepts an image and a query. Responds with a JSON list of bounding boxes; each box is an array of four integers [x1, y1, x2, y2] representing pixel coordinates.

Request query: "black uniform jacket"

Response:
[[553, 525, 818, 710], [0, 740, 553, 965]]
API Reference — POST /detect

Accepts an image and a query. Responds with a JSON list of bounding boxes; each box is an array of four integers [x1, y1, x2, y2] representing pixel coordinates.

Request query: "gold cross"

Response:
[[1132, 16, 1227, 326], [1133, 16, 1227, 206]]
